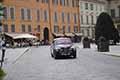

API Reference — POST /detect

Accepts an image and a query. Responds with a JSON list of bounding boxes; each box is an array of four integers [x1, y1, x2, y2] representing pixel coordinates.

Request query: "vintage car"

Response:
[[50, 37, 76, 59]]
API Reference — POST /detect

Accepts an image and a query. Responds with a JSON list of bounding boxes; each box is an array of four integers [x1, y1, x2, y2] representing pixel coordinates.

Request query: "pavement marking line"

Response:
[[12, 48, 30, 64]]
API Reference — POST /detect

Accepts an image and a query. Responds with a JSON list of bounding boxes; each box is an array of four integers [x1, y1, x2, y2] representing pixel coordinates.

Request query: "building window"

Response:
[[42, 0, 44, 3], [72, 0, 75, 7], [62, 12, 65, 23], [42, 0, 48, 3], [10, 7, 15, 20], [36, 9, 40, 21], [66, 0, 69, 6], [54, 25, 59, 33], [28, 25, 32, 32], [90, 4, 93, 10], [54, 12, 58, 23], [74, 26, 78, 33], [3, 7, 8, 20], [67, 13, 70, 24], [60, 0, 62, 5], [118, 6, 120, 17], [81, 29, 84, 35], [85, 3, 88, 10], [36, 0, 40, 2], [27, 9, 31, 20], [44, 10, 48, 22], [21, 24, 26, 32], [67, 26, 71, 33], [80, 2, 83, 10], [86, 15, 89, 24], [21, 8, 25, 20], [52, 0, 58, 5], [62, 26, 65, 33], [60, 0, 65, 6], [11, 24, 15, 32], [37, 25, 40, 32], [96, 5, 98, 11], [45, 0, 49, 3], [3, 24, 8, 32], [87, 29, 89, 36], [111, 9, 115, 18], [74, 13, 77, 24], [75, 0, 78, 7], [81, 15, 83, 24], [91, 15, 94, 25]]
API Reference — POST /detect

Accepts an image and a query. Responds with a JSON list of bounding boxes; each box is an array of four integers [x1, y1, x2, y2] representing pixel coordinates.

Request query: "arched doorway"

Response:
[[43, 27, 49, 44]]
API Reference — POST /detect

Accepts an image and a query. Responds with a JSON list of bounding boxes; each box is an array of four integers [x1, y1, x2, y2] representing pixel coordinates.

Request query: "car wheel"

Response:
[[53, 50, 58, 59], [72, 50, 76, 58]]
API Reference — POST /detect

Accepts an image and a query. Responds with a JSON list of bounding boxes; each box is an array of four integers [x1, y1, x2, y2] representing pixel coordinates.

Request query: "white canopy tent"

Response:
[[4, 33, 38, 39], [13, 34, 38, 39]]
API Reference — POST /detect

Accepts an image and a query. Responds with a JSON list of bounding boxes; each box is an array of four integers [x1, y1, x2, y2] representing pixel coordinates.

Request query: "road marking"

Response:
[[12, 48, 30, 64]]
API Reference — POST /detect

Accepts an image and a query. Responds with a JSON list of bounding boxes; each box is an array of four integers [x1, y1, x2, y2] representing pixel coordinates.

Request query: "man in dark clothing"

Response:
[[0, 38, 6, 68]]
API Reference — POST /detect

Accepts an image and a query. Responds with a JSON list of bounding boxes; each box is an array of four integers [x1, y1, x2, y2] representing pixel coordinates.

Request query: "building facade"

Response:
[[108, 0, 120, 34], [1, 0, 80, 42], [79, 0, 107, 39]]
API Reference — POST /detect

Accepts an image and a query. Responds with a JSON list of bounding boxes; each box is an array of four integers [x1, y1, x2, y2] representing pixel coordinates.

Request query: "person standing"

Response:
[[0, 37, 6, 68], [1, 38, 6, 62]]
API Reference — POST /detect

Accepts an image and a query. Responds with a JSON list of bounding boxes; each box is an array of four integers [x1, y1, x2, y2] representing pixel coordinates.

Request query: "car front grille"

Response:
[[60, 47, 71, 54]]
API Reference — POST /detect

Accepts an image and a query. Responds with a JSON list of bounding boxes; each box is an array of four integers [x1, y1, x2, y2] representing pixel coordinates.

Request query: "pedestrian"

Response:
[[0, 38, 6, 68], [1, 39, 6, 62]]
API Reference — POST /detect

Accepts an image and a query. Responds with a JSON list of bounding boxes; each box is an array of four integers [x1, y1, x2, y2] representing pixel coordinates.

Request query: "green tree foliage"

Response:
[[95, 12, 119, 44], [0, 68, 6, 80]]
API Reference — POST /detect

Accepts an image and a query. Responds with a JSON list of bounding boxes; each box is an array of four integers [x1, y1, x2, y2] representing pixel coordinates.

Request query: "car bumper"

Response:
[[55, 49, 73, 56]]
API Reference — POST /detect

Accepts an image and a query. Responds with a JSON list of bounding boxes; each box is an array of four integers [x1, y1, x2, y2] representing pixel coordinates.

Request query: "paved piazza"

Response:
[[3, 45, 120, 80]]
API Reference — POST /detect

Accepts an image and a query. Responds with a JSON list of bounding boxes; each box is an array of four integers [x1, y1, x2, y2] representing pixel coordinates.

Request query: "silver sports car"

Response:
[[50, 37, 76, 59]]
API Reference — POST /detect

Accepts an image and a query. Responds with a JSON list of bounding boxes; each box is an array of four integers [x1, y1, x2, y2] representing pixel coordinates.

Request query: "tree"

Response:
[[95, 12, 119, 44]]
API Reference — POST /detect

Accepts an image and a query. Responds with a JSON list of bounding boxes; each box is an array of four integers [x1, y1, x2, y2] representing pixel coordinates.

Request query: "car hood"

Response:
[[55, 44, 72, 49]]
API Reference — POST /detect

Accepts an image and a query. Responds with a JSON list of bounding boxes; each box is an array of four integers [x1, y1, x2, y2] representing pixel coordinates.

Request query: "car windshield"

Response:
[[55, 39, 72, 45]]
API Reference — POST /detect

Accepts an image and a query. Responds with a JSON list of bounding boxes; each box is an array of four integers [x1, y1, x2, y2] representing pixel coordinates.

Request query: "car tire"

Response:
[[53, 50, 58, 59], [72, 49, 76, 58]]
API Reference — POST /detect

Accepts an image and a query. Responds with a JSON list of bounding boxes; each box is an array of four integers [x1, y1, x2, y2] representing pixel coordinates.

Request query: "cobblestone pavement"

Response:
[[2, 45, 120, 80]]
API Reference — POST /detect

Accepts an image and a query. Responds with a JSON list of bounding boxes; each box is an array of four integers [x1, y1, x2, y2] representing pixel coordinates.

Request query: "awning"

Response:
[[74, 33, 83, 36], [4, 33, 22, 38], [14, 34, 38, 39], [65, 33, 74, 36], [4, 33, 38, 39], [52, 33, 64, 37]]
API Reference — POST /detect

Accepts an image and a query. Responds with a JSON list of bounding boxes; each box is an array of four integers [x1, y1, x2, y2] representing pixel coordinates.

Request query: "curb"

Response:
[[103, 52, 120, 57], [75, 44, 120, 57]]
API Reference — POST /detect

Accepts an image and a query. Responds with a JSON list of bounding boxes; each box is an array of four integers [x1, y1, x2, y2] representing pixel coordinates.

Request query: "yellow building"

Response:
[[2, 0, 80, 42]]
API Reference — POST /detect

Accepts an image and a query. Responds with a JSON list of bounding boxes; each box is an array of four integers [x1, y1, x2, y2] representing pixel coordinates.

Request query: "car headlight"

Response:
[[71, 46, 75, 49], [55, 47, 60, 51], [70, 46, 76, 50], [55, 49, 60, 52]]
